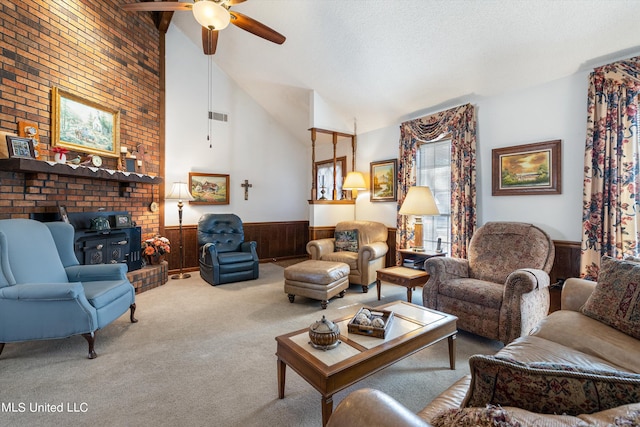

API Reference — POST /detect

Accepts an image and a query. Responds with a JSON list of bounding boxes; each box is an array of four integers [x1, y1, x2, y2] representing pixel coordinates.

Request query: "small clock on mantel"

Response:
[[81, 154, 103, 167], [90, 155, 102, 167]]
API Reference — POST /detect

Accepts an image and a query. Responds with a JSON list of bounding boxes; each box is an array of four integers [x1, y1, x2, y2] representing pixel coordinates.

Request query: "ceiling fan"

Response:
[[122, 0, 286, 55]]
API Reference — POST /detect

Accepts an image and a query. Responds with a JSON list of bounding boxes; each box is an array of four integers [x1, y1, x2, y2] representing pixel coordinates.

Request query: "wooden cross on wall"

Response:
[[241, 179, 252, 200]]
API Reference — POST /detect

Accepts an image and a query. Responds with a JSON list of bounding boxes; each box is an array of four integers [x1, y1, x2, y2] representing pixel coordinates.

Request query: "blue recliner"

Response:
[[0, 219, 137, 359], [198, 214, 259, 285]]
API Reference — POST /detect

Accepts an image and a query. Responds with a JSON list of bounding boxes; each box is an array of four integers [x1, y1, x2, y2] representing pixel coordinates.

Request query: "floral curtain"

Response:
[[397, 103, 477, 263], [581, 57, 640, 280]]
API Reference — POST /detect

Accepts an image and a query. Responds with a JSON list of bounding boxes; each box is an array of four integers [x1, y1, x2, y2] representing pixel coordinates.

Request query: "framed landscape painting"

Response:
[[492, 140, 561, 196], [51, 87, 120, 157], [189, 172, 229, 205], [370, 159, 397, 202]]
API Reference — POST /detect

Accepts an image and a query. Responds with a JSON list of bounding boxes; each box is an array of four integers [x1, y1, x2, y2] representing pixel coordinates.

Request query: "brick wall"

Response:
[[0, 0, 162, 235]]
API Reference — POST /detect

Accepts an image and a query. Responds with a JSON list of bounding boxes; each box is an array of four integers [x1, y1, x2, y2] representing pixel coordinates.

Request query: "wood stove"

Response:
[[77, 230, 131, 266], [69, 211, 143, 272], [32, 210, 142, 272]]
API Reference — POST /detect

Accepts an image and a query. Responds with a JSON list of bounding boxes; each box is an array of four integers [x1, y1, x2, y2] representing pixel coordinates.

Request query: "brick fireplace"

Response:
[[0, 1, 163, 238]]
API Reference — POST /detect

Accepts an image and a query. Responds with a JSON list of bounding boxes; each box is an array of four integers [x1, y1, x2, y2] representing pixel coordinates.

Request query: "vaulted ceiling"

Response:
[[134, 0, 640, 143]]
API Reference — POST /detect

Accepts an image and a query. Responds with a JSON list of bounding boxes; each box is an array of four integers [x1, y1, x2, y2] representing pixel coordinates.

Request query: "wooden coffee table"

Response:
[[275, 301, 457, 426], [376, 266, 430, 303]]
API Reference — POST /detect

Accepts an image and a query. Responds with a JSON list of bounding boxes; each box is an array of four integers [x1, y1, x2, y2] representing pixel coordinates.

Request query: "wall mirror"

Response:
[[315, 156, 346, 200]]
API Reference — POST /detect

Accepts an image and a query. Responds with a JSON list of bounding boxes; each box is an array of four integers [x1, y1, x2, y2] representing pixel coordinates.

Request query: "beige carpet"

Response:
[[1, 263, 502, 427]]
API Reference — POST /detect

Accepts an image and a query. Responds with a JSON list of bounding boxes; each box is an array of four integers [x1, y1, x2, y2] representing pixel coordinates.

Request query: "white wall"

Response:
[[167, 22, 589, 242], [355, 125, 401, 228], [355, 72, 590, 242], [476, 74, 587, 241], [165, 24, 309, 226]]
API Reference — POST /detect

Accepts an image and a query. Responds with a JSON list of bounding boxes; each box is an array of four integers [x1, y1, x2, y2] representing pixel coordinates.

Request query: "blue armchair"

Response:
[[198, 214, 259, 285], [0, 219, 137, 359]]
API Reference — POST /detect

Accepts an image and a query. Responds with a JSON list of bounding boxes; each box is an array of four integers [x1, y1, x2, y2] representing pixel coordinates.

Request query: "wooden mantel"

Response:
[[0, 158, 162, 185]]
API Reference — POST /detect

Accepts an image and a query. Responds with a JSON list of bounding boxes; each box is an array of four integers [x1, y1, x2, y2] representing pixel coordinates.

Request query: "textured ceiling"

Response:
[[168, 0, 640, 142]]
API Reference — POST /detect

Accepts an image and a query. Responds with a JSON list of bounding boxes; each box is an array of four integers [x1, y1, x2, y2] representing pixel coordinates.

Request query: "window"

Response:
[[416, 139, 451, 253]]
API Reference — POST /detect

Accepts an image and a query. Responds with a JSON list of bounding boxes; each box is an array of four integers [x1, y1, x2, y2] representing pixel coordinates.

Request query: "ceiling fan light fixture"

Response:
[[193, 1, 231, 31]]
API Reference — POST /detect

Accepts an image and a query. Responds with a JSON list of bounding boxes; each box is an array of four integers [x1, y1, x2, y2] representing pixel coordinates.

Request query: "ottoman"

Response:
[[284, 260, 350, 309]]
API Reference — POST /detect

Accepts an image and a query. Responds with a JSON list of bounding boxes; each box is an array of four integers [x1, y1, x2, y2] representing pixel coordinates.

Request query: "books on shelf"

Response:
[[402, 258, 422, 269]]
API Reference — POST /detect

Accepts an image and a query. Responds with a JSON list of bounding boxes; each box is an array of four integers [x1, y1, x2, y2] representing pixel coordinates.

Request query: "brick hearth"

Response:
[[127, 262, 168, 294]]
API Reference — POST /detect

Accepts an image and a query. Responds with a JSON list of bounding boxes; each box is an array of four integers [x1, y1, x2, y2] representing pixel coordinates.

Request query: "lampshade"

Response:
[[192, 1, 231, 31], [166, 182, 195, 201], [342, 171, 367, 190], [399, 186, 439, 216]]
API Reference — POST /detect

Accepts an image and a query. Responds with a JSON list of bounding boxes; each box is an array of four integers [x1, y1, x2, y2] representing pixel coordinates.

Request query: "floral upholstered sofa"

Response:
[[327, 256, 640, 426]]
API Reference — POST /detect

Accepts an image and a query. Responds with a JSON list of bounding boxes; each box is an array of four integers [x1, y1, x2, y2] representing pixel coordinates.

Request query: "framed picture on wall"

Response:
[[51, 87, 121, 158], [492, 140, 562, 196], [370, 159, 398, 202], [189, 172, 230, 205]]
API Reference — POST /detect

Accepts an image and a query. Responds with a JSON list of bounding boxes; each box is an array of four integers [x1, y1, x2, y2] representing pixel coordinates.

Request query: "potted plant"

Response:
[[142, 235, 170, 265]]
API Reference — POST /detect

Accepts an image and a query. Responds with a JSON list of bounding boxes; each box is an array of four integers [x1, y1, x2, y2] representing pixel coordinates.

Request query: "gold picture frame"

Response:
[[370, 159, 398, 202], [189, 172, 230, 205], [492, 140, 562, 196], [51, 87, 120, 157]]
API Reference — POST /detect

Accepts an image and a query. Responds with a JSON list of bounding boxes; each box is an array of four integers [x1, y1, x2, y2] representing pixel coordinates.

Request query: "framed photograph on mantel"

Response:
[[370, 159, 398, 202], [6, 136, 36, 159], [189, 172, 230, 205], [51, 87, 120, 158], [492, 140, 562, 196]]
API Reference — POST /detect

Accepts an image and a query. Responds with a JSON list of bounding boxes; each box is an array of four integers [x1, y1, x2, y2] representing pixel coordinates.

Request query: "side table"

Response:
[[397, 248, 446, 270], [376, 266, 430, 303]]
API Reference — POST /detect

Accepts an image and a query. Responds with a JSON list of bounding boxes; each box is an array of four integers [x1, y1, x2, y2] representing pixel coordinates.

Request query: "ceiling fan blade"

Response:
[[229, 11, 286, 45], [202, 27, 219, 55], [121, 2, 193, 12]]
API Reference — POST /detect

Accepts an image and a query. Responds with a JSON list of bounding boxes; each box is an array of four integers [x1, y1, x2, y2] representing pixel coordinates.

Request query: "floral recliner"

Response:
[[423, 221, 555, 344]]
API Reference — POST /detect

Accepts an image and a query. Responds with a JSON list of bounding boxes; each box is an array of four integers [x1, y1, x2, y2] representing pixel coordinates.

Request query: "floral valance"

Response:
[[397, 103, 477, 260]]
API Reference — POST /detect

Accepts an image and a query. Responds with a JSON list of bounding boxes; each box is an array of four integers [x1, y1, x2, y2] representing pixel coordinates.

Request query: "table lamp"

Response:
[[343, 171, 366, 194], [343, 171, 366, 219], [399, 186, 439, 252]]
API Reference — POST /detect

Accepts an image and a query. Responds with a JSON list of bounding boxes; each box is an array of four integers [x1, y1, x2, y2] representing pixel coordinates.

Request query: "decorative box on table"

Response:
[[347, 307, 394, 338]]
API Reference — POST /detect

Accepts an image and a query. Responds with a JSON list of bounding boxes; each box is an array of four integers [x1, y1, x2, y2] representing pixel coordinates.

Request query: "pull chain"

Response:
[[207, 55, 213, 148]]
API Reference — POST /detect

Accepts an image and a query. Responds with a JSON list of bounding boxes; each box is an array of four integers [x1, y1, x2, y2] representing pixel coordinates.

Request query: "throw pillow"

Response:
[[431, 405, 521, 427], [581, 256, 640, 340], [463, 355, 640, 416], [334, 229, 359, 252]]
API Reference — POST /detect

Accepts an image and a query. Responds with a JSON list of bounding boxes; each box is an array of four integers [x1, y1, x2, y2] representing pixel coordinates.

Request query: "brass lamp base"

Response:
[[171, 272, 191, 280]]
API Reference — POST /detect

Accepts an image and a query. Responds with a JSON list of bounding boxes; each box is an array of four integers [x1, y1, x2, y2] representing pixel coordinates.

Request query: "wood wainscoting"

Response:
[[163, 221, 310, 274], [162, 220, 581, 299], [549, 240, 581, 312]]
